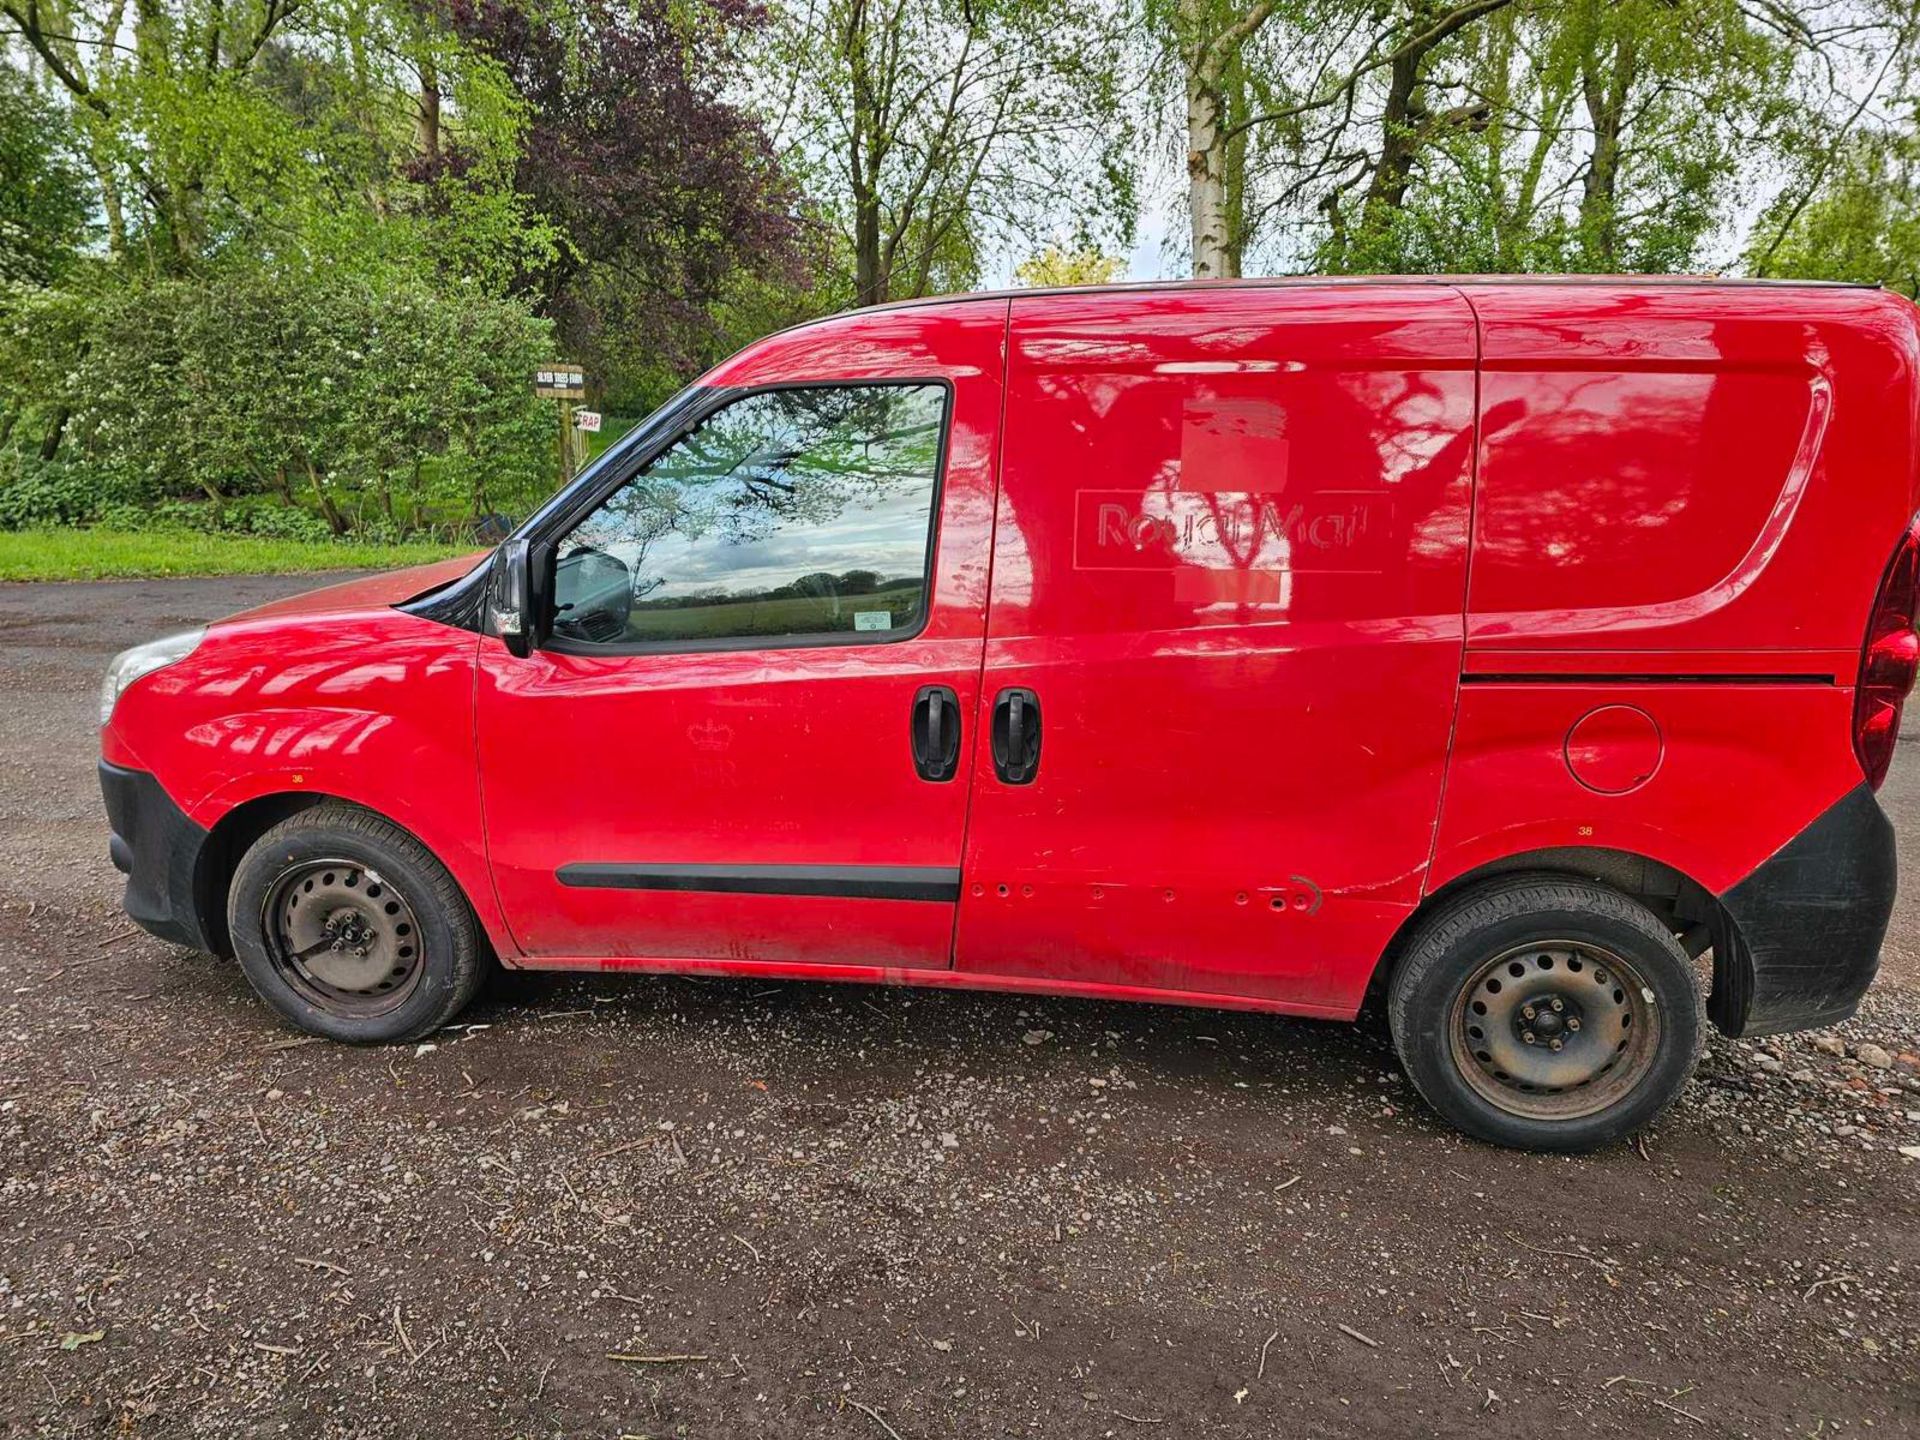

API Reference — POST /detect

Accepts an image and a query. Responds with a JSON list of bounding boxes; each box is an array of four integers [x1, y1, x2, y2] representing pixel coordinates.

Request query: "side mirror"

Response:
[[487, 538, 534, 658]]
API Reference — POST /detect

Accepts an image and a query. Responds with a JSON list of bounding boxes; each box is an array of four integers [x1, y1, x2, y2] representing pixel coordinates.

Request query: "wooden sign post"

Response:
[[534, 363, 588, 483]]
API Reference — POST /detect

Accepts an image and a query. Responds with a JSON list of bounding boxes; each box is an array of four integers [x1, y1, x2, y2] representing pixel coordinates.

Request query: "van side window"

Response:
[[548, 384, 946, 648]]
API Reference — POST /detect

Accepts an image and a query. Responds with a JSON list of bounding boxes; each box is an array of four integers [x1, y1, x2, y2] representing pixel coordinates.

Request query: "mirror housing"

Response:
[[487, 538, 534, 658]]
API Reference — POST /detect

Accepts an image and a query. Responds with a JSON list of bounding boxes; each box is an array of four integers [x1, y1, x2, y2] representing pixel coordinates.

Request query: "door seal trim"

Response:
[[556, 862, 961, 902]]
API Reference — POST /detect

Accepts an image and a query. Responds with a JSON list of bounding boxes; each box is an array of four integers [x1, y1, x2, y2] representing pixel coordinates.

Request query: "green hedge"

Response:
[[0, 270, 559, 539]]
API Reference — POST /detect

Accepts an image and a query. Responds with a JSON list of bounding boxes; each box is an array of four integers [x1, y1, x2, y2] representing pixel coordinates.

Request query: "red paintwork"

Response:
[[101, 279, 1920, 1021], [227, 553, 489, 623]]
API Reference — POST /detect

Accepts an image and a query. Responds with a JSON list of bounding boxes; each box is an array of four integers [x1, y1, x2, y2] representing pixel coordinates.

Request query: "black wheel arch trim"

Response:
[[99, 760, 215, 952], [1710, 782, 1895, 1038]]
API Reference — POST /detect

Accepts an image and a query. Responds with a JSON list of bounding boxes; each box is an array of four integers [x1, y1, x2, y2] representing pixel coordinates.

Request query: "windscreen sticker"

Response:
[[853, 611, 892, 632]]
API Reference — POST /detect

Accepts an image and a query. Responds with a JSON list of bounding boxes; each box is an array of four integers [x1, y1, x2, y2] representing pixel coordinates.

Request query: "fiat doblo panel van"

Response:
[[98, 279, 1918, 1150]]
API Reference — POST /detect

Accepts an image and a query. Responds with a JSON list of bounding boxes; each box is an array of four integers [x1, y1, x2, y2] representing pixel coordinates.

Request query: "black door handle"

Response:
[[910, 684, 961, 782], [991, 687, 1041, 785]]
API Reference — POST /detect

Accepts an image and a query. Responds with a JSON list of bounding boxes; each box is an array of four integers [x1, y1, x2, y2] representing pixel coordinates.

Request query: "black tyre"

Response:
[[1387, 875, 1704, 1152], [227, 802, 486, 1043]]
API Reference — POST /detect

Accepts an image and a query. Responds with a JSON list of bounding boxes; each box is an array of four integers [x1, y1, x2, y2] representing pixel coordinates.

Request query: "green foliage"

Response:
[[1309, 0, 1793, 276], [760, 0, 1137, 304], [0, 453, 131, 528], [0, 69, 91, 283], [1015, 246, 1128, 286], [0, 270, 556, 535], [1752, 110, 1920, 296]]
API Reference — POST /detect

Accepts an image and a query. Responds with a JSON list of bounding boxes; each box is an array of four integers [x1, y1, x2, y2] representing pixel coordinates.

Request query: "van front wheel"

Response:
[[227, 802, 486, 1044], [1387, 876, 1704, 1152]]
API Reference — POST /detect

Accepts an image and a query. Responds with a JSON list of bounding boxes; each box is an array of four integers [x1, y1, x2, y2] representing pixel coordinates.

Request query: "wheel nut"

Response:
[[1522, 1004, 1536, 1020], [1567, 1017, 1581, 1031], [1550, 997, 1565, 1012], [1550, 1038, 1564, 1051], [1522, 1031, 1536, 1044]]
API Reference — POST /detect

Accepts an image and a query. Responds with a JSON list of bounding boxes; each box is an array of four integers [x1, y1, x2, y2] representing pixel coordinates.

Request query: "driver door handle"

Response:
[[910, 685, 961, 782]]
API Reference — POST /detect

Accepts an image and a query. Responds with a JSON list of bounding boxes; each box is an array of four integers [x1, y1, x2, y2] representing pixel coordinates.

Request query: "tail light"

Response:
[[1853, 510, 1920, 788]]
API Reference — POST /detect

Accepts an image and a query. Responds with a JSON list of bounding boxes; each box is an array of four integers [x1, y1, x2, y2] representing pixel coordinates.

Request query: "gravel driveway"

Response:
[[3, 575, 1918, 1438]]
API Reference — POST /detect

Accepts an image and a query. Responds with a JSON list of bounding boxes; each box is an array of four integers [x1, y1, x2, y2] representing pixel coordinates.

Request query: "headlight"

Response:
[[99, 629, 205, 727]]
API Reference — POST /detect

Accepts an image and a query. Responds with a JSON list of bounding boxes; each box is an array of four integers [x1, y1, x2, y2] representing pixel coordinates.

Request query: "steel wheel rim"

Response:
[[1448, 940, 1663, 1121], [262, 858, 425, 1018]]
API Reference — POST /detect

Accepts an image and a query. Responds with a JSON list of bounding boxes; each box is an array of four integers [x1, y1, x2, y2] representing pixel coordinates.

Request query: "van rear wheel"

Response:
[[1388, 876, 1703, 1152], [228, 802, 486, 1044]]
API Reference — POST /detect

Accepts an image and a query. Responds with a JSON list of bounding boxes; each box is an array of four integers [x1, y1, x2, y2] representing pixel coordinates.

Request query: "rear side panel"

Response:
[[1463, 284, 1919, 659], [1434, 284, 1920, 1031]]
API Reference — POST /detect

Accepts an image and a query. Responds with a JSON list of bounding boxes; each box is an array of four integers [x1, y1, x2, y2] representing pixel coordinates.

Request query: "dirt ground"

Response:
[[2, 575, 1918, 1439]]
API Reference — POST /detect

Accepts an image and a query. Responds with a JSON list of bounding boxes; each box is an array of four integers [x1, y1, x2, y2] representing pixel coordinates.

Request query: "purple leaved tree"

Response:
[[421, 0, 810, 383]]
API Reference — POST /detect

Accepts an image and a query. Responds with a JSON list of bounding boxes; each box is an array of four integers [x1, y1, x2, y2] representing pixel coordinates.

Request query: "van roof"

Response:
[[851, 273, 1880, 317], [710, 274, 1901, 385]]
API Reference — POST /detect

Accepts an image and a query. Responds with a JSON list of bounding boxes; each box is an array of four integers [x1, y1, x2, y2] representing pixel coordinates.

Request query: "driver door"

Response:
[[474, 304, 1002, 969]]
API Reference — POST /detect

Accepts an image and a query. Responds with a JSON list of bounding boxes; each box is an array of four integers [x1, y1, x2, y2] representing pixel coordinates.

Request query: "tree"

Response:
[[1748, 1, 1920, 285], [3, 0, 322, 267], [431, 0, 806, 383], [0, 68, 91, 284], [1148, 0, 1839, 278], [761, 0, 1136, 306], [0, 0, 542, 278], [1165, 0, 1282, 279], [1753, 114, 1920, 295], [1014, 245, 1127, 286], [1344, 0, 1787, 274], [1148, 0, 1522, 276]]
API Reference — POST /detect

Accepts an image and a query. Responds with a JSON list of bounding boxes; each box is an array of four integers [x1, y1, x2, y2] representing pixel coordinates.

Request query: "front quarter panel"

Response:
[[100, 610, 504, 952]]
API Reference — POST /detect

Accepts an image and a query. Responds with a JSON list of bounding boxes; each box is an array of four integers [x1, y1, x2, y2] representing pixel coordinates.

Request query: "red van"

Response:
[[98, 279, 1917, 1150]]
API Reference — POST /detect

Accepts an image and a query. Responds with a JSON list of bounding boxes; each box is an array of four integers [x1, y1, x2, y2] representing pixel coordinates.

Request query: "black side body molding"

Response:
[[99, 761, 214, 951], [1712, 783, 1896, 1037], [557, 863, 961, 903]]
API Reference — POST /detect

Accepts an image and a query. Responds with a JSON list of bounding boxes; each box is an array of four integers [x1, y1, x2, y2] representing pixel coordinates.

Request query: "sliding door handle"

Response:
[[991, 687, 1041, 785]]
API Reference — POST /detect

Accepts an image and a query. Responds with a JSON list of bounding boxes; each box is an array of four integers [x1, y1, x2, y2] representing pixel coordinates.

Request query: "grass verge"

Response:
[[0, 529, 471, 582]]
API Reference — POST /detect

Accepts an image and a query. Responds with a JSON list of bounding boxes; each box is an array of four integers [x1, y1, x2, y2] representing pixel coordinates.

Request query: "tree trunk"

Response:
[[1579, 28, 1636, 270], [1187, 69, 1236, 279], [1222, 77, 1251, 278], [415, 56, 441, 164], [843, 0, 889, 307], [38, 408, 70, 462], [1182, 0, 1236, 282], [1364, 50, 1425, 225], [85, 138, 127, 258], [303, 457, 347, 535], [257, 465, 294, 505], [1183, 0, 1282, 278], [853, 187, 886, 306]]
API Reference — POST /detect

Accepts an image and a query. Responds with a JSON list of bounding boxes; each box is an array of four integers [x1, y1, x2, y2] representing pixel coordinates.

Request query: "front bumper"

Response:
[[1712, 783, 1896, 1038], [99, 760, 213, 951]]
